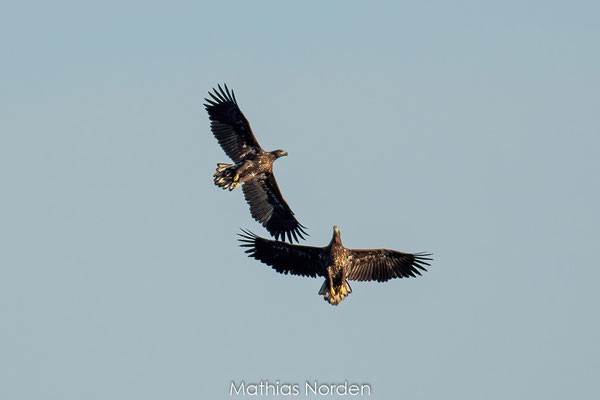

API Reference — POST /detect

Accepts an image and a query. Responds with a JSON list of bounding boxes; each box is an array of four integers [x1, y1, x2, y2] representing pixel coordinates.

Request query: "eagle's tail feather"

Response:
[[318, 280, 352, 306], [213, 163, 239, 191]]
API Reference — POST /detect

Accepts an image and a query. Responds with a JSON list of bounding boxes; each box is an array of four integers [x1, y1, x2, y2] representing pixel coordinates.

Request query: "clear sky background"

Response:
[[1, 1, 599, 399]]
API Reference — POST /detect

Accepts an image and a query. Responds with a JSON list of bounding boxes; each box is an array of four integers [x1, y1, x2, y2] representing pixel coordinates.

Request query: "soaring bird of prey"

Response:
[[204, 84, 307, 243], [239, 226, 432, 305]]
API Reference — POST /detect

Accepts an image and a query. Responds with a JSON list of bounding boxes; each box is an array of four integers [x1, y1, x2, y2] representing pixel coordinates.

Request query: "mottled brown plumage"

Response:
[[239, 226, 432, 305], [204, 84, 307, 243]]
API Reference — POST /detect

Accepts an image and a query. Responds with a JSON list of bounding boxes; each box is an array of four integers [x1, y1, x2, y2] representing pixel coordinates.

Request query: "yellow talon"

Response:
[[340, 286, 346, 296], [233, 174, 239, 182], [330, 288, 336, 297]]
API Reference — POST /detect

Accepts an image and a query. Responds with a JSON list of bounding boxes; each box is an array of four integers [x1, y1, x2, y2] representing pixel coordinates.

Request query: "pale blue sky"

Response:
[[1, 1, 599, 399]]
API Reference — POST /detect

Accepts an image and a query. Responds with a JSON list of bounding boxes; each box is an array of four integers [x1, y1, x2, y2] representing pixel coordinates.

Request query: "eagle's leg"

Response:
[[339, 284, 347, 296], [231, 160, 255, 189], [328, 270, 335, 297], [214, 162, 252, 191], [339, 275, 351, 296]]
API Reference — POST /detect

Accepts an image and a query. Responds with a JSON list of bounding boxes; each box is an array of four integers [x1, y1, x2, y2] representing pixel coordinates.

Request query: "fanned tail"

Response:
[[213, 163, 239, 191], [318, 280, 352, 306]]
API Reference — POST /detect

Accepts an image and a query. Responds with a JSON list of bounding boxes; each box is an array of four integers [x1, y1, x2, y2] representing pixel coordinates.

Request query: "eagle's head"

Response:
[[271, 149, 288, 159], [332, 226, 342, 245]]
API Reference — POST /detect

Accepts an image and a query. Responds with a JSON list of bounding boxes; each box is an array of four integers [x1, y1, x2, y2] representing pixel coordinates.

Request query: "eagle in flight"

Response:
[[239, 226, 432, 305], [204, 84, 307, 243]]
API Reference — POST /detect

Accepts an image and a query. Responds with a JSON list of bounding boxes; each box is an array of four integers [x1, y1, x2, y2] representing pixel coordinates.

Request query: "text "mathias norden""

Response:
[[230, 380, 371, 396]]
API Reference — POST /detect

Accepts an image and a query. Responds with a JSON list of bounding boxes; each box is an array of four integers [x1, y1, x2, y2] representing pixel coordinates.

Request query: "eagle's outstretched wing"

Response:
[[239, 230, 325, 278], [204, 84, 261, 163], [346, 249, 432, 282], [242, 174, 308, 243]]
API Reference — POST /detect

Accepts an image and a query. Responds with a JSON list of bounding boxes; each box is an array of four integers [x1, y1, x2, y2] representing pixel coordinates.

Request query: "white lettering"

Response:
[[319, 384, 330, 395], [361, 384, 371, 396], [305, 381, 317, 395], [230, 381, 245, 396], [246, 383, 257, 395], [264, 380, 276, 396], [336, 381, 347, 395]]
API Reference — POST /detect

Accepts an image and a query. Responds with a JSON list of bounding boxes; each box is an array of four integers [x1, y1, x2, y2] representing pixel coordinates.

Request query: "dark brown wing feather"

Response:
[[346, 249, 432, 282], [204, 84, 261, 163], [239, 230, 326, 278], [242, 173, 307, 243]]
